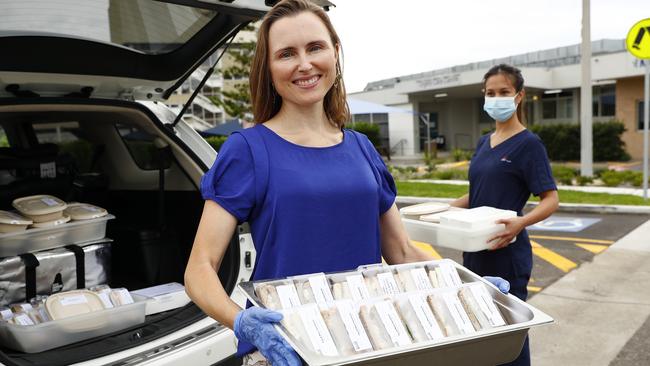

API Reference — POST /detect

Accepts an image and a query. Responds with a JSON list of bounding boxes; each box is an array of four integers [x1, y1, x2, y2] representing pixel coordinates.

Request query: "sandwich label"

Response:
[[436, 263, 462, 287], [308, 275, 334, 304], [346, 274, 371, 301], [442, 292, 475, 334], [410, 268, 433, 291], [374, 300, 412, 347], [337, 301, 373, 352], [470, 284, 506, 326], [0, 309, 13, 320], [298, 304, 339, 356], [60, 294, 89, 306], [377, 272, 401, 295], [408, 295, 444, 340], [276, 284, 302, 309], [13, 313, 34, 326]]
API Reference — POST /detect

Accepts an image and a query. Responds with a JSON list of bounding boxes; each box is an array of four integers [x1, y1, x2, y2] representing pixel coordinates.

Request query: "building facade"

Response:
[[350, 39, 649, 160]]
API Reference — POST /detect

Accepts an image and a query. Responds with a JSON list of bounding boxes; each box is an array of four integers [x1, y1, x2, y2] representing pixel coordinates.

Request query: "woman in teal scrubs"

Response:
[[451, 64, 559, 366]]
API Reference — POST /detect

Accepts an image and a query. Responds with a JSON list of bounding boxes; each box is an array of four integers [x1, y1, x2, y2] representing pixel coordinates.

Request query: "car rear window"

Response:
[[0, 0, 216, 55]]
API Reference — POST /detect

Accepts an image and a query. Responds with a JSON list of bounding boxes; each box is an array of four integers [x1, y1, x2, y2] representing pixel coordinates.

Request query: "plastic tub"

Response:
[[0, 294, 146, 353], [64, 203, 108, 221], [238, 260, 553, 366], [30, 215, 70, 228], [438, 206, 516, 230], [399, 202, 450, 220], [0, 211, 32, 233], [0, 214, 115, 257], [402, 218, 508, 252], [12, 195, 67, 223]]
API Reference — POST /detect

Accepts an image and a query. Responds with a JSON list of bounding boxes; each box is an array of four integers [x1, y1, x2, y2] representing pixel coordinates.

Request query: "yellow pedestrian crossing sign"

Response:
[[627, 18, 650, 59]]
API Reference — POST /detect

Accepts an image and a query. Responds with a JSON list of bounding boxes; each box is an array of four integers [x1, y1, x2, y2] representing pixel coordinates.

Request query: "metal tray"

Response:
[[238, 259, 553, 366], [0, 214, 114, 257]]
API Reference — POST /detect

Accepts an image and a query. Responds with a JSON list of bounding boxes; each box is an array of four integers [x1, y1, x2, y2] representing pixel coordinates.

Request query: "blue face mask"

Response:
[[484, 94, 518, 122]]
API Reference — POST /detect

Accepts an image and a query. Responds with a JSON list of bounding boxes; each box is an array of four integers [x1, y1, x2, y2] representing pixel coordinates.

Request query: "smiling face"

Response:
[[267, 11, 338, 109]]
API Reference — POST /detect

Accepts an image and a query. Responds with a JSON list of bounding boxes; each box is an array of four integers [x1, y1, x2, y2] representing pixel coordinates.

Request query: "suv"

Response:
[[0, 1, 326, 365]]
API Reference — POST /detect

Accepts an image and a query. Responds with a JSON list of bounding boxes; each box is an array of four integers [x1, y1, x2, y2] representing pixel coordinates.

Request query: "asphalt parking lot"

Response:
[[400, 206, 650, 298]]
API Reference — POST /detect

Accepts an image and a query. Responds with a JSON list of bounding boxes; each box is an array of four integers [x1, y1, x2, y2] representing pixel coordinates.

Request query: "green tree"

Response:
[[210, 25, 256, 119]]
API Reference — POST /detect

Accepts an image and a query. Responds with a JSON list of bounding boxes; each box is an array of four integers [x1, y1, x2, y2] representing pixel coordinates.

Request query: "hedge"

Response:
[[205, 136, 228, 152], [348, 122, 381, 147], [529, 121, 630, 162]]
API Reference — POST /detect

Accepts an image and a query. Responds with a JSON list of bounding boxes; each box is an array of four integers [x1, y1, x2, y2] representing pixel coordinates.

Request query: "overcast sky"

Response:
[[328, 0, 650, 92]]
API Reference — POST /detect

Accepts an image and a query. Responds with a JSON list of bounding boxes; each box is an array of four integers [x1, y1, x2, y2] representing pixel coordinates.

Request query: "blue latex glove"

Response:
[[483, 276, 510, 294], [234, 307, 301, 366]]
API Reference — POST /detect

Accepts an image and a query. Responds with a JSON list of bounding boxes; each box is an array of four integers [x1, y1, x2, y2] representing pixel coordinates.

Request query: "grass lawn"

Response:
[[396, 181, 649, 206]]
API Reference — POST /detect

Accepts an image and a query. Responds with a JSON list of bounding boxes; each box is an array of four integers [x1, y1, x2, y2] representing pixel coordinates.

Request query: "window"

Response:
[[593, 85, 616, 117], [33, 122, 94, 173], [351, 113, 389, 149], [639, 101, 648, 131], [541, 91, 574, 120], [0, 126, 9, 147], [116, 124, 170, 171]]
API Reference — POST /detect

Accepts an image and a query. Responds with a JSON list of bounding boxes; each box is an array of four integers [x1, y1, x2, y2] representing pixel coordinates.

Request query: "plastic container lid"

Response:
[[30, 215, 71, 228], [45, 290, 105, 320], [12, 195, 67, 216], [438, 206, 517, 229], [0, 211, 32, 226], [400, 202, 450, 216], [64, 203, 108, 220], [419, 206, 466, 223]]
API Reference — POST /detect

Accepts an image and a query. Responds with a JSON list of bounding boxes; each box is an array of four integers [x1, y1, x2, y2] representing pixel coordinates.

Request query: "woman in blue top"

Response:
[[185, 1, 509, 365], [451, 64, 560, 366]]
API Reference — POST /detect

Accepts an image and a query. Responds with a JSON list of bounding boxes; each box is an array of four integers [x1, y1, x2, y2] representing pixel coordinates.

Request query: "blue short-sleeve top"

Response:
[[200, 124, 396, 355]]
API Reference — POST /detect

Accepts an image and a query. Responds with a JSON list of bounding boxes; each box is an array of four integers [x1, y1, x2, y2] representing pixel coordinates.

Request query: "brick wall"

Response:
[[616, 76, 645, 160]]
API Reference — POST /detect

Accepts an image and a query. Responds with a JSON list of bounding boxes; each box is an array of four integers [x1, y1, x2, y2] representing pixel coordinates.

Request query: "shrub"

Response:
[[451, 148, 473, 162], [551, 165, 577, 185], [529, 121, 630, 162], [205, 136, 228, 152], [600, 170, 624, 187], [576, 175, 593, 186], [434, 170, 454, 180], [348, 122, 381, 147]]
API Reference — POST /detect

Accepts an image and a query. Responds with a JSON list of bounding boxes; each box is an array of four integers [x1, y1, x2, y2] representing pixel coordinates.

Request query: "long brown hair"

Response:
[[482, 63, 526, 125], [249, 0, 349, 128]]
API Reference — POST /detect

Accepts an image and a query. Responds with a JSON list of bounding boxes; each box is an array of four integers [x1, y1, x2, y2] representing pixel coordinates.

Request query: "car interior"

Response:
[[0, 100, 240, 366]]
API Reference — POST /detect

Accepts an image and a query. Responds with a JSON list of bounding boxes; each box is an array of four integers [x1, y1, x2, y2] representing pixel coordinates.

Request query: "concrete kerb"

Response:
[[396, 196, 650, 215]]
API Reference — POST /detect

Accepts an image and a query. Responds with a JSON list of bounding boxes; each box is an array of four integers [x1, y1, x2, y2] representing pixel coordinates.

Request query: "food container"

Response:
[[438, 206, 517, 230], [12, 195, 67, 223], [403, 206, 517, 252], [0, 214, 114, 257], [30, 215, 71, 228], [419, 207, 465, 223], [45, 290, 106, 320], [238, 259, 553, 366], [0, 211, 32, 233], [0, 294, 146, 353], [64, 203, 108, 221], [131, 282, 191, 315], [399, 202, 450, 220]]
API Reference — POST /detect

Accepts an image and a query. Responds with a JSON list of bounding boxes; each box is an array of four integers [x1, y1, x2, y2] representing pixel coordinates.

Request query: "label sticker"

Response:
[[298, 304, 339, 356], [60, 294, 89, 306], [408, 295, 444, 340], [469, 284, 506, 327], [436, 263, 462, 287], [13, 313, 34, 326], [40, 197, 60, 206], [308, 275, 334, 304], [374, 300, 411, 347], [276, 284, 302, 309], [442, 293, 475, 334], [19, 303, 33, 312], [336, 301, 373, 352], [40, 162, 56, 179], [346, 274, 370, 301], [410, 268, 433, 291], [0, 309, 13, 320], [98, 292, 114, 309], [376, 272, 401, 295]]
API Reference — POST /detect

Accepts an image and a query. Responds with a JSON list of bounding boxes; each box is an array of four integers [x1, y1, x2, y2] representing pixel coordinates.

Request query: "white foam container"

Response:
[[0, 294, 146, 353], [0, 211, 32, 233], [0, 214, 115, 257], [402, 219, 508, 252], [438, 207, 517, 230], [131, 283, 191, 315]]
